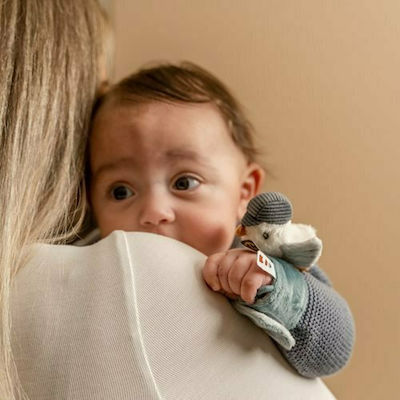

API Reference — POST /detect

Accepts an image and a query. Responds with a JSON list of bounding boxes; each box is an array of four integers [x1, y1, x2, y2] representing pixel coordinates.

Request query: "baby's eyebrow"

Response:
[[165, 149, 209, 164], [92, 157, 134, 180], [164, 149, 218, 172], [92, 150, 215, 180]]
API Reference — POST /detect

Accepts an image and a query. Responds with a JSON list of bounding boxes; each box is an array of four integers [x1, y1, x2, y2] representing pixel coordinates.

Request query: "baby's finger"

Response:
[[227, 256, 252, 296], [220, 290, 240, 301], [202, 252, 226, 291], [216, 252, 240, 295], [240, 265, 272, 304]]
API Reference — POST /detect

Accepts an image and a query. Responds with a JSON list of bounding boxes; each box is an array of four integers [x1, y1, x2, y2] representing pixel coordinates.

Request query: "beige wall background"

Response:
[[111, 1, 399, 399]]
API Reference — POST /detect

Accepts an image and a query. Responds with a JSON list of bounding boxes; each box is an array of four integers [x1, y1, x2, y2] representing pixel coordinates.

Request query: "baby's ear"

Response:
[[238, 163, 265, 218]]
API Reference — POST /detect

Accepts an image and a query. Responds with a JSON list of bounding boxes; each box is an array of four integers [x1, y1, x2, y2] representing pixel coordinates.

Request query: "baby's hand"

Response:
[[202, 248, 273, 304]]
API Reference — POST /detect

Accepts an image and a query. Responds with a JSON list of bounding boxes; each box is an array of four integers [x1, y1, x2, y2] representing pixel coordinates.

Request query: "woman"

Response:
[[0, 1, 111, 398]]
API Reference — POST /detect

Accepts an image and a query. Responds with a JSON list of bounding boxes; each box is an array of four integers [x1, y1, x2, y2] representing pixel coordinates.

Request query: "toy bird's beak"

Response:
[[236, 224, 246, 237]]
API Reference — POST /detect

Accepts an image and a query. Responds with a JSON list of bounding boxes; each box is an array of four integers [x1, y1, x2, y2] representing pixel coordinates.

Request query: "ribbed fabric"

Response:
[[11, 232, 336, 400], [280, 268, 355, 378], [242, 192, 293, 226], [11, 234, 163, 400]]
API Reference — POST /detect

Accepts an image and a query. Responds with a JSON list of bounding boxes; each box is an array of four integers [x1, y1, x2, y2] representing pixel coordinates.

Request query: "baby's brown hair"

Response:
[[94, 61, 259, 162]]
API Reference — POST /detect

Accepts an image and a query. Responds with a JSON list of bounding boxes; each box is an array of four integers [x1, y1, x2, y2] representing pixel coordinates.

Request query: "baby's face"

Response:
[[89, 101, 259, 256]]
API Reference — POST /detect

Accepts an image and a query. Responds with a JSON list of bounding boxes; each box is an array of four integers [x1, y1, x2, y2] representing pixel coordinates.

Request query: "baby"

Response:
[[88, 62, 354, 377], [89, 62, 268, 305]]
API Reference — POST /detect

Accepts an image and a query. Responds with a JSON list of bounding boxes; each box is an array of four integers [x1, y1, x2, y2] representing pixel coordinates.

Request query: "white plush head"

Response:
[[241, 221, 290, 257]]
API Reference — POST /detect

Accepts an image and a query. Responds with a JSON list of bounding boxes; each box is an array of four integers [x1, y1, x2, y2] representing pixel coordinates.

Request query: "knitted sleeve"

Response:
[[234, 260, 355, 378], [279, 265, 355, 377]]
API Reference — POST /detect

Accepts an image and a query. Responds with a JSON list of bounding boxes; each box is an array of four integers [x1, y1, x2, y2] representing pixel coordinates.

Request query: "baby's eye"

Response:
[[111, 185, 134, 200], [172, 175, 200, 191]]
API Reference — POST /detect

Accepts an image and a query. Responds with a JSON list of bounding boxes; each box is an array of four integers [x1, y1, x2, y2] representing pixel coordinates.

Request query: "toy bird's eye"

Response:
[[263, 232, 269, 239]]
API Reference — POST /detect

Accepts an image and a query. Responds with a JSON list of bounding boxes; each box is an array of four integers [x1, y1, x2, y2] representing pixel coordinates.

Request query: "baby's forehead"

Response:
[[90, 99, 248, 165], [91, 99, 226, 138], [92, 96, 143, 124]]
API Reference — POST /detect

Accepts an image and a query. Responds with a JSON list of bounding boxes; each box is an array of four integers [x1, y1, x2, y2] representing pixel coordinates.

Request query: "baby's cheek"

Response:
[[96, 214, 116, 238], [96, 210, 135, 238], [184, 216, 235, 256]]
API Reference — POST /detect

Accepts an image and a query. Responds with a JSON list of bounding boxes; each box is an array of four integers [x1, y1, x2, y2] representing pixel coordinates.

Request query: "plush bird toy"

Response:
[[236, 192, 322, 271]]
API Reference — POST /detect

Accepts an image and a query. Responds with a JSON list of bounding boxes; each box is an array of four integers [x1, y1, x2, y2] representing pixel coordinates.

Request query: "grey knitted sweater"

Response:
[[234, 258, 355, 378]]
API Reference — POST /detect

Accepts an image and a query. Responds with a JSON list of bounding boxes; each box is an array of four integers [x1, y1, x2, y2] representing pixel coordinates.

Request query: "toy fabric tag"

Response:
[[256, 250, 276, 279]]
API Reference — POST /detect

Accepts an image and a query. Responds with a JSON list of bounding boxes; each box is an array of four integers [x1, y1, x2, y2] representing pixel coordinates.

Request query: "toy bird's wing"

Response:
[[280, 237, 323, 268]]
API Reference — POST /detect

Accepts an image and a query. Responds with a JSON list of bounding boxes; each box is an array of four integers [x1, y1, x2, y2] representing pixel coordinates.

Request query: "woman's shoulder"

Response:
[[73, 228, 101, 246]]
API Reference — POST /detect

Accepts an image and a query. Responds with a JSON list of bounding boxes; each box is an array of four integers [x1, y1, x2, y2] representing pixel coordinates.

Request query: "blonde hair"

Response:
[[0, 1, 111, 398]]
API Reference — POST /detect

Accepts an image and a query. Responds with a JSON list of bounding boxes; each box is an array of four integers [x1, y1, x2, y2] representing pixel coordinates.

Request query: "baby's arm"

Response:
[[277, 263, 355, 377], [203, 249, 355, 378]]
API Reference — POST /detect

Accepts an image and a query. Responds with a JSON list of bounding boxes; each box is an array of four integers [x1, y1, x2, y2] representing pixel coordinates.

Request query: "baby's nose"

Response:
[[139, 192, 175, 226]]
